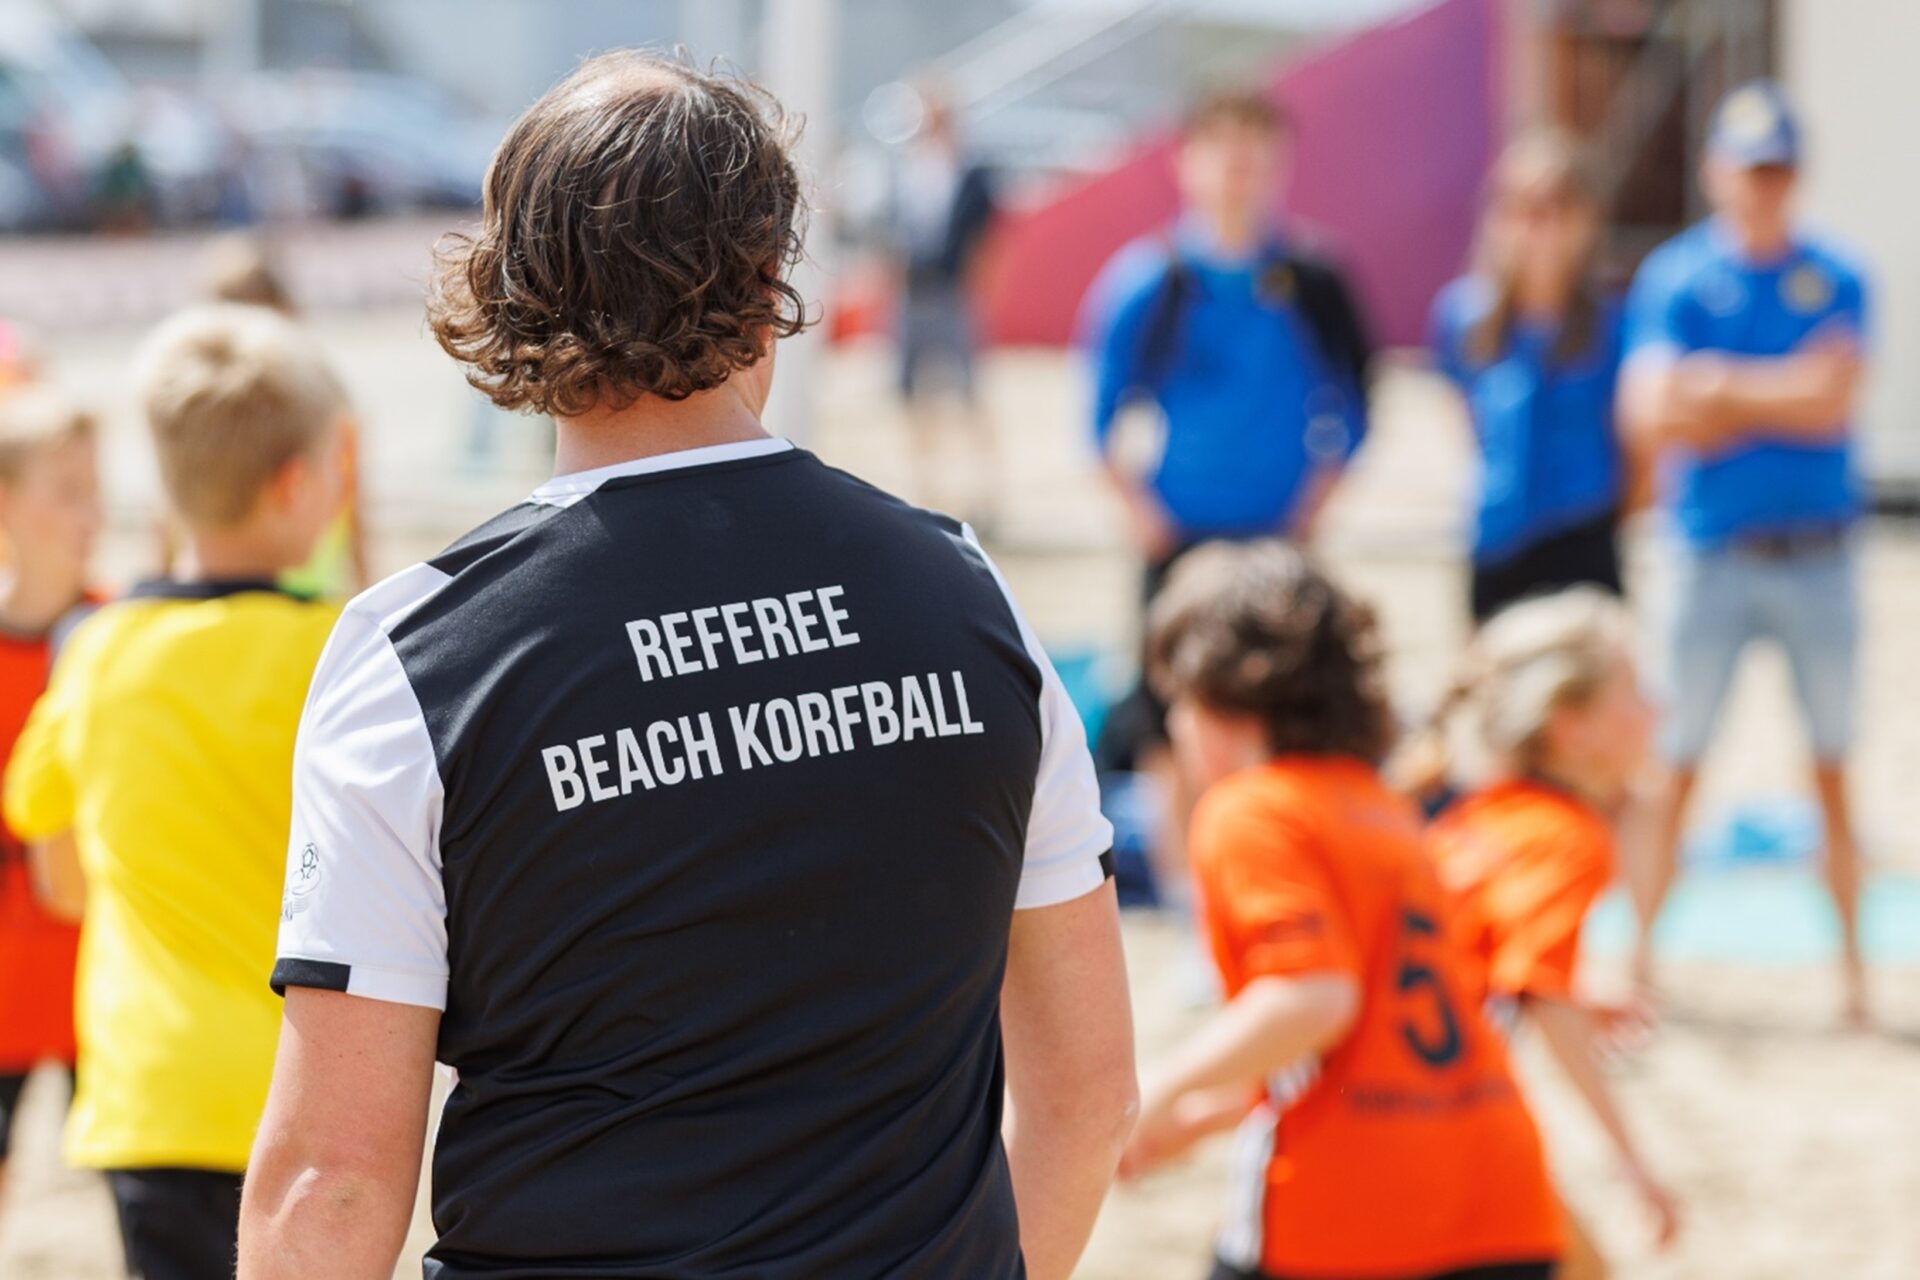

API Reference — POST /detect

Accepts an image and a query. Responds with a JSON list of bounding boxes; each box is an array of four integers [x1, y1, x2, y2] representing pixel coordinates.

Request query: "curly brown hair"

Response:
[[427, 50, 810, 417], [1146, 540, 1394, 765]]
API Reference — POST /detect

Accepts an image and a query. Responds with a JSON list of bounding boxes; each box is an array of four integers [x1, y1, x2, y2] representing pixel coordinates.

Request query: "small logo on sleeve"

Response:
[[282, 842, 322, 921]]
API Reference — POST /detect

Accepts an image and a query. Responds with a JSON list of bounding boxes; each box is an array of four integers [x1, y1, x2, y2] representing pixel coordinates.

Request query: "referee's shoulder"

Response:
[[426, 500, 559, 578], [766, 457, 1017, 614], [340, 499, 563, 640], [333, 559, 467, 648], [807, 458, 985, 558]]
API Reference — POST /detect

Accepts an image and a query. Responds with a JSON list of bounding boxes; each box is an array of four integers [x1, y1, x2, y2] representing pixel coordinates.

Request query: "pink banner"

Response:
[[978, 0, 1502, 349]]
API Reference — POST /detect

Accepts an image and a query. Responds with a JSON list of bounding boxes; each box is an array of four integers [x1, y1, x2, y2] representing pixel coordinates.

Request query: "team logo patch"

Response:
[[1783, 262, 1834, 313]]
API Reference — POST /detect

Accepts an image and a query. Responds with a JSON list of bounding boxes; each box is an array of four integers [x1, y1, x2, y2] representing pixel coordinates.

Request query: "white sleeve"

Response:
[[272, 604, 449, 1009], [964, 527, 1114, 910], [1016, 636, 1115, 909]]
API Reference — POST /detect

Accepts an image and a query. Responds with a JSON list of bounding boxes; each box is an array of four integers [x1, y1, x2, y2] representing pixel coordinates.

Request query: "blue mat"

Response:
[[1584, 872, 1920, 965], [1099, 771, 1164, 909], [1050, 648, 1114, 751], [1582, 795, 1920, 965], [1682, 795, 1822, 867]]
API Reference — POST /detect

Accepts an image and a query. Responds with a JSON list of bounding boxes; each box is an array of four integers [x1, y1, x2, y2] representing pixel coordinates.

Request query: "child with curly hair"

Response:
[[1122, 540, 1561, 1280]]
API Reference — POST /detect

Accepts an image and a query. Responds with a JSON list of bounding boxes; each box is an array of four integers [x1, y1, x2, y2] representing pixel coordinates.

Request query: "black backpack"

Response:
[[1135, 236, 1375, 395]]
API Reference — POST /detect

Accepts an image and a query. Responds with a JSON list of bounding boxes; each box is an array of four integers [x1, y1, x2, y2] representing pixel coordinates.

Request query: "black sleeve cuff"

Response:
[[270, 957, 352, 998]]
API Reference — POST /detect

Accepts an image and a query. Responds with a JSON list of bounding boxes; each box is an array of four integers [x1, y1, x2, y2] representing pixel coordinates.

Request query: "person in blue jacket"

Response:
[[1081, 91, 1373, 595], [1618, 82, 1872, 1023], [1078, 89, 1374, 894], [1431, 131, 1624, 623]]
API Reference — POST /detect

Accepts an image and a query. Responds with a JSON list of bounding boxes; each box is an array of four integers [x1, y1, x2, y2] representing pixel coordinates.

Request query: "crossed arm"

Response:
[[1618, 334, 1863, 454]]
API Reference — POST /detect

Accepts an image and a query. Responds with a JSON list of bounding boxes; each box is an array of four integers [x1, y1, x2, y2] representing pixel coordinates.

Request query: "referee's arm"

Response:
[[1002, 878, 1138, 1280], [241, 603, 452, 1279], [239, 990, 440, 1279], [975, 525, 1139, 1278]]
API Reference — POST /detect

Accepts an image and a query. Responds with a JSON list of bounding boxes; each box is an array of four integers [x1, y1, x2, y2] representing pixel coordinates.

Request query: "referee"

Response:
[[238, 52, 1136, 1280]]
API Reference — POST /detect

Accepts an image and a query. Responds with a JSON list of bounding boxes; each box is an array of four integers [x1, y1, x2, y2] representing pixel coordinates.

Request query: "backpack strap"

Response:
[[1273, 245, 1375, 393], [1134, 234, 1376, 395], [1134, 235, 1195, 387]]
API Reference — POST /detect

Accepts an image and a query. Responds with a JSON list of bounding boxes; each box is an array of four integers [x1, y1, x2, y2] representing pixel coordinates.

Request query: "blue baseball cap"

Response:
[[1708, 81, 1801, 167]]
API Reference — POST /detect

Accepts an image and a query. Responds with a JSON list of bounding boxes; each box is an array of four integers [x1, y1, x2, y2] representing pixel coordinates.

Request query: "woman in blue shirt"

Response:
[[1431, 132, 1625, 622]]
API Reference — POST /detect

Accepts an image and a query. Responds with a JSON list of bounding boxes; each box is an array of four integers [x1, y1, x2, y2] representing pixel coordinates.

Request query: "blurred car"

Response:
[[219, 71, 496, 221], [0, 0, 225, 229]]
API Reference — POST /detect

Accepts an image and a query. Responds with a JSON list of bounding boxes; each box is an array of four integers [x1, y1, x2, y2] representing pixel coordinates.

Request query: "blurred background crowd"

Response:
[[0, 0, 1917, 1277]]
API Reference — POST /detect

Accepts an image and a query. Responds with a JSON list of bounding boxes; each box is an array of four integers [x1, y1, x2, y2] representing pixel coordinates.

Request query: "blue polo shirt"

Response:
[[1623, 220, 1868, 547], [1429, 277, 1624, 566], [1080, 227, 1365, 539]]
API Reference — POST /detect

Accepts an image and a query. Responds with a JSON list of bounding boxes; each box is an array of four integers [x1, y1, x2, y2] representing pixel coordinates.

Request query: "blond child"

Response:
[[3, 305, 347, 1278], [199, 234, 371, 599], [1423, 587, 1679, 1260]]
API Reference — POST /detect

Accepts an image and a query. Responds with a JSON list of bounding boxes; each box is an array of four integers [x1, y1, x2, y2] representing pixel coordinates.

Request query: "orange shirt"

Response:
[[1428, 779, 1615, 1006], [1190, 757, 1560, 1278], [0, 612, 88, 1071]]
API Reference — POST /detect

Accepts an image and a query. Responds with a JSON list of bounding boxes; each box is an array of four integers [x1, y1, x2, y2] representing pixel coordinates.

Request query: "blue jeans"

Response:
[[1656, 535, 1858, 765]]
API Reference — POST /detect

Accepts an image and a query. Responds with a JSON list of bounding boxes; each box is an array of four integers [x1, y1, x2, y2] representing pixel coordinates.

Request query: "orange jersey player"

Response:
[[1423, 588, 1678, 1256], [1123, 540, 1561, 1280], [1429, 780, 1614, 1032]]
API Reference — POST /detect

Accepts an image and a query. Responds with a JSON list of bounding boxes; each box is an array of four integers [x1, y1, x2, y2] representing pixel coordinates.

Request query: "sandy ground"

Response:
[[1, 314, 1916, 1277]]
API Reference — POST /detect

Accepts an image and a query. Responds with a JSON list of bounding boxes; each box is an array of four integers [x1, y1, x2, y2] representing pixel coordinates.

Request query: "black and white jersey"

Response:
[[272, 438, 1113, 1279]]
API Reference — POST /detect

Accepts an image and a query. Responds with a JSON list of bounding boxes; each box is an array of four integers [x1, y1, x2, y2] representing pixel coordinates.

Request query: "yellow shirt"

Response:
[[3, 581, 340, 1171]]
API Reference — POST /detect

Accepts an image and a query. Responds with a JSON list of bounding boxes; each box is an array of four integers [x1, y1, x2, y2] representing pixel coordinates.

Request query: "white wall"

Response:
[[1783, 0, 1920, 480]]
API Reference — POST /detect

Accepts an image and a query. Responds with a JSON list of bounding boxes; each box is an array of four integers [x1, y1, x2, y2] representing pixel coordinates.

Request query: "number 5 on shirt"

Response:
[[1396, 908, 1465, 1070]]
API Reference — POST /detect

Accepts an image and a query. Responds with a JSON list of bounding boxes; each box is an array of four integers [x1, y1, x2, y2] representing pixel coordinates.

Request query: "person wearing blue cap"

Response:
[[1619, 80, 1872, 1023]]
